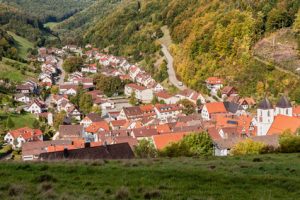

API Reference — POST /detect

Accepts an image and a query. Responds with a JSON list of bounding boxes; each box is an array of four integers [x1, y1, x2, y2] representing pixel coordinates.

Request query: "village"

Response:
[[2, 44, 300, 161]]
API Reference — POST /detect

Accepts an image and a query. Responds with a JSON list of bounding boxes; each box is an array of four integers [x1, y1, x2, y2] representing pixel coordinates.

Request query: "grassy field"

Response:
[[44, 22, 59, 30], [8, 32, 34, 60], [0, 58, 36, 82], [0, 154, 299, 199], [0, 112, 37, 129]]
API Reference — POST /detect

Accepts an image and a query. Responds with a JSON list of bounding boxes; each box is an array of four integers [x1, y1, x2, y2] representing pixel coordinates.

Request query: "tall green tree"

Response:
[[62, 56, 83, 73], [79, 94, 93, 114], [129, 91, 138, 106]]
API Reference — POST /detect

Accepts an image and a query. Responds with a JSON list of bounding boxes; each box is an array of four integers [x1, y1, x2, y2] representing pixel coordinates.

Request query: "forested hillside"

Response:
[[0, 0, 96, 23], [0, 3, 52, 47], [55, 0, 122, 45], [82, 0, 300, 101]]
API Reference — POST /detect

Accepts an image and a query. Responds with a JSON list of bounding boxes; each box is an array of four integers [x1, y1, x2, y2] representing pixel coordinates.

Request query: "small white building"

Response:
[[205, 77, 223, 94]]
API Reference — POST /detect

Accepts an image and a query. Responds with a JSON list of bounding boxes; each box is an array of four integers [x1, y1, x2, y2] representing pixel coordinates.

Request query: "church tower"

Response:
[[275, 96, 292, 116], [257, 98, 274, 136]]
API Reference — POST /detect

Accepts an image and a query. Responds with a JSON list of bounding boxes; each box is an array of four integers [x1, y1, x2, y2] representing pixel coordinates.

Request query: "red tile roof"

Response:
[[206, 77, 223, 84], [205, 102, 227, 114], [267, 115, 300, 135], [152, 132, 190, 150], [9, 127, 42, 140], [86, 121, 110, 133]]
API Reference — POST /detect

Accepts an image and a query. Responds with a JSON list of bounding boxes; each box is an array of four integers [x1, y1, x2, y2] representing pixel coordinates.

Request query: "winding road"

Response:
[[161, 44, 187, 91]]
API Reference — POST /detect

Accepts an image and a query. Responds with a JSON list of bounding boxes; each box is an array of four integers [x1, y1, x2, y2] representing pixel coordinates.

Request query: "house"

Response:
[[16, 84, 32, 94], [39, 143, 134, 160], [22, 140, 72, 161], [205, 77, 223, 94], [80, 113, 103, 127], [154, 104, 182, 121], [176, 89, 206, 105], [155, 91, 179, 104], [57, 125, 84, 140], [110, 120, 127, 130], [59, 84, 78, 96], [238, 97, 256, 110], [152, 132, 191, 150], [14, 93, 30, 103], [131, 128, 158, 140], [124, 83, 153, 103], [118, 105, 156, 120], [4, 127, 43, 148], [201, 102, 227, 121], [129, 65, 141, 80], [25, 99, 47, 114], [84, 121, 110, 142], [68, 107, 82, 121], [221, 86, 238, 98]]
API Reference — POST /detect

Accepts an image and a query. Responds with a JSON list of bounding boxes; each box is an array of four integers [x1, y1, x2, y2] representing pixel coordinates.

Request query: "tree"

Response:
[[134, 139, 157, 158], [160, 132, 213, 157], [62, 56, 83, 73], [231, 139, 266, 155], [50, 85, 59, 95], [91, 106, 102, 116], [129, 91, 138, 106], [6, 116, 15, 129], [54, 111, 66, 130], [279, 130, 300, 153], [151, 95, 159, 105], [94, 74, 124, 97], [79, 94, 93, 115], [177, 99, 196, 115]]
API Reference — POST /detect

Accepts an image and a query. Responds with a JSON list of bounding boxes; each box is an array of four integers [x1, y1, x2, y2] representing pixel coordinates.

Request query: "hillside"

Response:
[[79, 0, 300, 100], [54, 0, 122, 45], [254, 28, 300, 75], [0, 0, 96, 23], [7, 32, 34, 60], [0, 3, 53, 47], [0, 154, 299, 199]]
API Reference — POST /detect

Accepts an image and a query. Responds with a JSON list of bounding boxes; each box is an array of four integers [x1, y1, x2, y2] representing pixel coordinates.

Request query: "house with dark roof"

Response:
[[224, 102, 246, 116], [39, 143, 135, 160]]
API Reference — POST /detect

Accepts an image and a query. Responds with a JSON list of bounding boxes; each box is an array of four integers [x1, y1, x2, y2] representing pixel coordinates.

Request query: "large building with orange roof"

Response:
[[201, 102, 227, 121], [267, 115, 300, 135]]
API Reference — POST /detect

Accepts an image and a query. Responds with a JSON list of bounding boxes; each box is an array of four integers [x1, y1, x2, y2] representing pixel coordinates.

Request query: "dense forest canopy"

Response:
[[0, 0, 96, 23]]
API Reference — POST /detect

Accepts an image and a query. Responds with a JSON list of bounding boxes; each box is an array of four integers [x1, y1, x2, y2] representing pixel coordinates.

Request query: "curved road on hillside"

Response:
[[161, 44, 187, 91]]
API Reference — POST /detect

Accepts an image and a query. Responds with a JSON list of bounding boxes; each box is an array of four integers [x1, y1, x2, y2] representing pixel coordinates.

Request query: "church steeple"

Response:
[[275, 96, 292, 116]]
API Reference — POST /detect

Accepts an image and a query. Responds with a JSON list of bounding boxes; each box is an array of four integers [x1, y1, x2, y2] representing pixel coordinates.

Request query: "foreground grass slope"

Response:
[[0, 154, 299, 199]]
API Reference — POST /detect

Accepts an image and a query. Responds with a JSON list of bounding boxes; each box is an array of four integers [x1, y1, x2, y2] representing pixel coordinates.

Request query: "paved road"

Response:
[[161, 44, 187, 91], [57, 58, 65, 85]]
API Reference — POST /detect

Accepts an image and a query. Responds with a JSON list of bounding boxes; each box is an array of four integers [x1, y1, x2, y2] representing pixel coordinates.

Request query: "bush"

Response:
[[231, 139, 266, 155], [279, 131, 300, 153], [134, 139, 157, 158], [159, 132, 213, 157]]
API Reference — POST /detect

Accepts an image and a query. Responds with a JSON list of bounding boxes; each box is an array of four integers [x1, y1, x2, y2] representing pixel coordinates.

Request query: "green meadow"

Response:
[[0, 154, 299, 199]]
